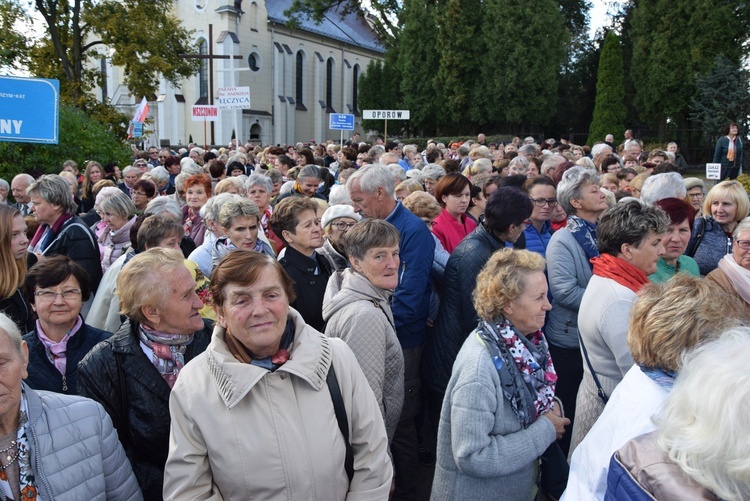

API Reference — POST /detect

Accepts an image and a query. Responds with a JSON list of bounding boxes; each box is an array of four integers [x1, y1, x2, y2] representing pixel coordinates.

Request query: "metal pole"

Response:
[[340, 129, 343, 150], [203, 118, 207, 150], [384, 119, 388, 144]]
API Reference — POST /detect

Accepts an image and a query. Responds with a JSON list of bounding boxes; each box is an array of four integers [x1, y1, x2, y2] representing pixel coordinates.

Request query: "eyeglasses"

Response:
[[688, 193, 704, 199], [529, 197, 558, 207], [333, 221, 356, 231], [735, 240, 750, 250], [35, 289, 82, 301], [131, 191, 147, 197]]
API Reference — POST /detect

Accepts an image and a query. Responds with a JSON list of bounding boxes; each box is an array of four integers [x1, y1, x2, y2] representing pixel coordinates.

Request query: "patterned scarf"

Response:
[[566, 215, 599, 268], [36, 316, 83, 377], [0, 391, 37, 501], [475, 318, 557, 428], [727, 136, 736, 162], [138, 324, 195, 388], [591, 253, 649, 293], [640, 366, 677, 391], [225, 317, 295, 371], [29, 213, 73, 252]]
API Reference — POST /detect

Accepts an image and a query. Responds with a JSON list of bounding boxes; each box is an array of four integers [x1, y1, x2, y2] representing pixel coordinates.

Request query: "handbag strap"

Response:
[[577, 331, 609, 404], [326, 362, 354, 483]]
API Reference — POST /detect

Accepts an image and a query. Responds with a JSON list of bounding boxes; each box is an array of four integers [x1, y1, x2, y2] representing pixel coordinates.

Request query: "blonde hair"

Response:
[[703, 180, 750, 222], [0, 206, 26, 298], [117, 248, 186, 324], [473, 249, 545, 321], [629, 172, 651, 197], [402, 191, 441, 219], [628, 274, 746, 372]]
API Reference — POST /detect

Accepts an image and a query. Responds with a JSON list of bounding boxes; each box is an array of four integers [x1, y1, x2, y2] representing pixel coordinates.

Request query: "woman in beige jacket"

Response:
[[163, 251, 392, 500]]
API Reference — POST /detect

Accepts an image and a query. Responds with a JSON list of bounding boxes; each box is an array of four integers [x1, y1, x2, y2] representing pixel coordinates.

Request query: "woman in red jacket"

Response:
[[432, 173, 477, 253]]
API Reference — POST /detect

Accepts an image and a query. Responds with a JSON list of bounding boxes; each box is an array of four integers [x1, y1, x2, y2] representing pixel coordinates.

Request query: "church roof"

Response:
[[265, 0, 386, 54]]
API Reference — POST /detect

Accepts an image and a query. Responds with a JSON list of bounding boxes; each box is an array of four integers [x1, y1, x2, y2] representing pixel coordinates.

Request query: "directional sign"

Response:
[[0, 76, 59, 144], [329, 113, 355, 130], [191, 105, 219, 122], [132, 121, 143, 137], [363, 110, 410, 120], [217, 86, 251, 110]]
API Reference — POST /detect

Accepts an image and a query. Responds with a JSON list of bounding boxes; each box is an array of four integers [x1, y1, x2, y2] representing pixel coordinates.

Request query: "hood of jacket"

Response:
[[321, 268, 393, 322]]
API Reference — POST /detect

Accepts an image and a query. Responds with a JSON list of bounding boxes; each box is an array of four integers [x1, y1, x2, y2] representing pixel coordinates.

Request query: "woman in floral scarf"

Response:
[[432, 249, 569, 501]]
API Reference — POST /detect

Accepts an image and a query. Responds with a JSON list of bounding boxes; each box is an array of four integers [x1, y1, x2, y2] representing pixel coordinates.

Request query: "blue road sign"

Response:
[[329, 113, 355, 131], [0, 76, 60, 144], [132, 121, 143, 138]]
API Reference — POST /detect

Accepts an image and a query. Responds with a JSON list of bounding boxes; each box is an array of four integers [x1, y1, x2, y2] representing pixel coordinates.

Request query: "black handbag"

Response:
[[539, 441, 569, 499]]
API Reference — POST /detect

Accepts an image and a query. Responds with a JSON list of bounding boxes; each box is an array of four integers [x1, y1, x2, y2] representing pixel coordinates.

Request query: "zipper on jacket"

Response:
[[61, 375, 67, 392]]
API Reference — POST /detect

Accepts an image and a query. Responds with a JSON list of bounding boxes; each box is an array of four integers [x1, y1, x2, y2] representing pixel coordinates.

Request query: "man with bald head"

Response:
[[11, 174, 34, 216]]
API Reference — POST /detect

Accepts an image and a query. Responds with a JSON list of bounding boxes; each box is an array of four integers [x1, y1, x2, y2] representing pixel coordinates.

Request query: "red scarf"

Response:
[[590, 253, 649, 293]]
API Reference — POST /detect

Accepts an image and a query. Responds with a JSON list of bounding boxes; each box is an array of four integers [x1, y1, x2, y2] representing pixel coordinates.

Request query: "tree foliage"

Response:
[[691, 55, 750, 143], [587, 31, 626, 145], [0, 105, 132, 179]]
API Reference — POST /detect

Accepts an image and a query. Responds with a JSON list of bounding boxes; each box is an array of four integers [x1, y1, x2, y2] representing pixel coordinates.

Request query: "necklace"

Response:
[[0, 441, 15, 455], [0, 445, 19, 471]]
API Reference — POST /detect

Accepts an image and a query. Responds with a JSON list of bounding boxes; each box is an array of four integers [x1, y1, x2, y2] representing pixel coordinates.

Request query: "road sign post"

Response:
[[362, 110, 410, 143]]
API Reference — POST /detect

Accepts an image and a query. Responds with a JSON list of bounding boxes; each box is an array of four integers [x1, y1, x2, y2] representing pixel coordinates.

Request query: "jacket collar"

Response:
[[206, 309, 332, 409], [476, 223, 507, 249], [322, 269, 393, 322]]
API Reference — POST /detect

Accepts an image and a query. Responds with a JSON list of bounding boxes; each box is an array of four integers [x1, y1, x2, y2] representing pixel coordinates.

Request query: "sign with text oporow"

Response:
[[362, 110, 410, 120], [0, 76, 59, 144]]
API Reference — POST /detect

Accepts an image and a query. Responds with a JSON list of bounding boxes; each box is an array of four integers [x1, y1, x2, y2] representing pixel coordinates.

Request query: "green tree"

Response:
[[358, 60, 385, 133], [477, 0, 566, 129], [0, 105, 132, 178], [587, 32, 626, 145], [435, 0, 482, 134], [398, 0, 439, 136], [691, 55, 750, 143]]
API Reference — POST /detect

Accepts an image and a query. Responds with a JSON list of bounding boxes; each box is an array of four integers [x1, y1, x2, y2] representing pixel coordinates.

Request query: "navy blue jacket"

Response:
[[385, 202, 434, 349], [24, 319, 112, 395]]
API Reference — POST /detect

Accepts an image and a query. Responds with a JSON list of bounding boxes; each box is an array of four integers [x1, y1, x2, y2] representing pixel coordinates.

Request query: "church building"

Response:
[[98, 0, 385, 146]]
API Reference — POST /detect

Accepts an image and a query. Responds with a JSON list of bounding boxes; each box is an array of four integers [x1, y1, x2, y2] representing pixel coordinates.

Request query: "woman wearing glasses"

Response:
[[706, 218, 750, 314], [22, 256, 111, 395], [432, 173, 477, 253], [317, 204, 361, 271], [522, 177, 556, 257]]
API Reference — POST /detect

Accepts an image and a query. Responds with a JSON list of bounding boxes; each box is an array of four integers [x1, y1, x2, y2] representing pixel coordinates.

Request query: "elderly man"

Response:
[[347, 164, 434, 500], [477, 133, 486, 145], [591, 142, 614, 171], [11, 173, 34, 216], [78, 248, 212, 499], [147, 146, 160, 167]]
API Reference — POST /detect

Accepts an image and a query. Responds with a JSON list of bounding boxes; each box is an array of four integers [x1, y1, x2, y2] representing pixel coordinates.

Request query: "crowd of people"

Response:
[[0, 127, 748, 500]]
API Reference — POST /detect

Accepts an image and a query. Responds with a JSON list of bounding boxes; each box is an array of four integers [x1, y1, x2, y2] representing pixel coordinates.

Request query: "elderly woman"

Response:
[[432, 249, 568, 500], [522, 176, 556, 257], [323, 219, 404, 444], [706, 217, 750, 314], [22, 256, 110, 394], [130, 178, 157, 213], [96, 190, 137, 273], [317, 204, 361, 271], [27, 175, 102, 294], [188, 193, 239, 277], [0, 205, 34, 332], [570, 200, 668, 453], [432, 173, 477, 253], [608, 328, 750, 500], [78, 248, 212, 499], [246, 173, 284, 254], [649, 198, 700, 282], [545, 166, 608, 455], [0, 178, 9, 204], [0, 312, 141, 500], [270, 197, 331, 331], [211, 198, 275, 273], [687, 180, 749, 276], [182, 174, 212, 247], [684, 177, 705, 216], [163, 251, 392, 499], [562, 275, 745, 500], [422, 163, 446, 196]]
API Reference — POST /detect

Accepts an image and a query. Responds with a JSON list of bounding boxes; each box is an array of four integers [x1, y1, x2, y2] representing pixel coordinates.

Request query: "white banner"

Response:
[[191, 105, 219, 121], [217, 87, 251, 110]]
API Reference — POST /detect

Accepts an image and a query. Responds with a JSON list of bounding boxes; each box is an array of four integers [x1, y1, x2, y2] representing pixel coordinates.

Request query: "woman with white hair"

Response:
[[0, 179, 9, 204], [607, 327, 750, 500], [187, 193, 240, 277], [96, 190, 138, 273], [210, 198, 275, 273]]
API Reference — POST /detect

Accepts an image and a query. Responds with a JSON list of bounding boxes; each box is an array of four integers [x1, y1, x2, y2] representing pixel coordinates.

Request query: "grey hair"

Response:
[[641, 172, 688, 205], [180, 159, 203, 175], [228, 153, 247, 166], [190, 147, 205, 156], [298, 165, 322, 181], [245, 173, 273, 193], [347, 164, 396, 197], [519, 144, 537, 157], [328, 185, 352, 205], [13, 173, 34, 185], [0, 312, 23, 357], [591, 142, 613, 158], [219, 199, 260, 229], [509, 155, 530, 169], [0, 179, 10, 191], [471, 158, 492, 175], [388, 164, 407, 182], [122, 165, 138, 176], [458, 145, 470, 156], [402, 144, 417, 155], [732, 217, 750, 240], [422, 163, 446, 181], [541, 155, 564, 176], [27, 175, 77, 215], [597, 199, 669, 255], [557, 166, 600, 214], [175, 172, 189, 190], [94, 186, 121, 206], [150, 166, 170, 184], [99, 190, 137, 219], [343, 219, 400, 261], [201, 193, 242, 222], [144, 197, 182, 222]]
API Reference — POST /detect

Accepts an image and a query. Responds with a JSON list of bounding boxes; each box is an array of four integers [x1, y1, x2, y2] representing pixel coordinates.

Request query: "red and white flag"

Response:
[[127, 97, 150, 138]]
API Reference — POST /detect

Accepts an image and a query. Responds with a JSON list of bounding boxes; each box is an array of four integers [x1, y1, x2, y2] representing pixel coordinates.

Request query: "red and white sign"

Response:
[[191, 105, 219, 121]]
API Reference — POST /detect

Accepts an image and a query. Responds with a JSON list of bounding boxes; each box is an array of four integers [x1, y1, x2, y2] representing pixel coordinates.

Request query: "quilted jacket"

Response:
[[24, 383, 143, 500], [423, 224, 508, 395], [77, 318, 212, 500], [322, 269, 404, 443]]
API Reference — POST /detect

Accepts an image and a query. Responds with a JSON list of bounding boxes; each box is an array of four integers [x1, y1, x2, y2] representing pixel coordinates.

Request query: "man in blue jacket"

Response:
[[348, 164, 434, 500]]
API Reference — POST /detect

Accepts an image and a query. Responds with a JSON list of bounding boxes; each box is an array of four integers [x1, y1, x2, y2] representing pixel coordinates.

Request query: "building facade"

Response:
[[100, 0, 385, 147]]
